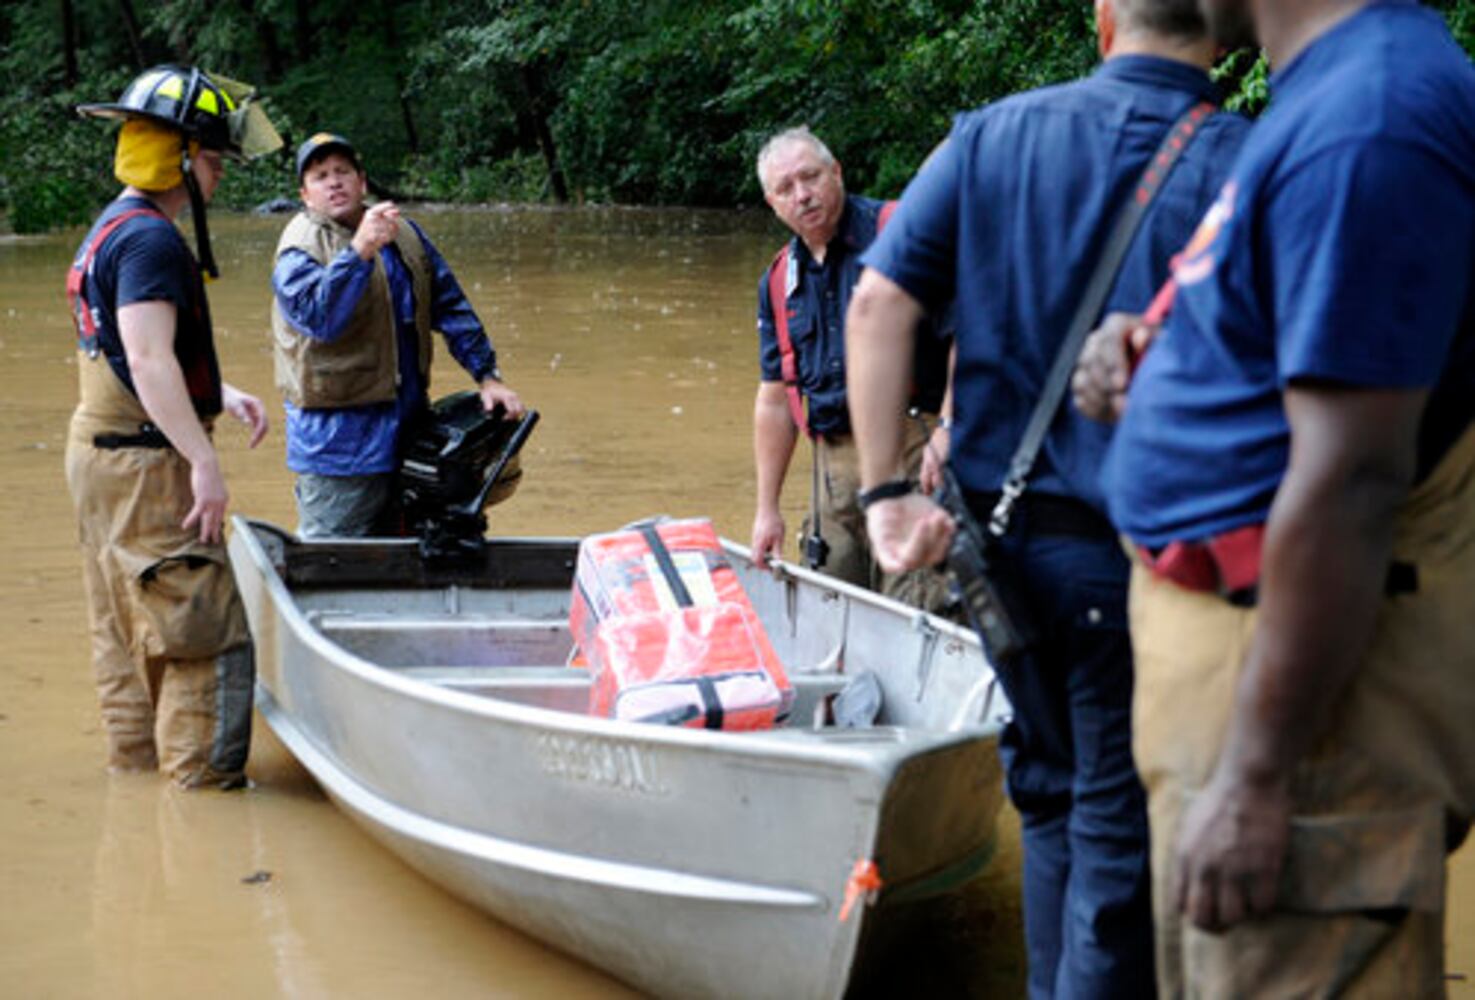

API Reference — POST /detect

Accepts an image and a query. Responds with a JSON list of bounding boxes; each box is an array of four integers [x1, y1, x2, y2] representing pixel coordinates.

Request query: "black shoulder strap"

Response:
[[989, 101, 1216, 536]]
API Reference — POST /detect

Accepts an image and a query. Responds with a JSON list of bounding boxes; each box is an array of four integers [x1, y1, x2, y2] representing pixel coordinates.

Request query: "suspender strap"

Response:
[[989, 101, 1216, 536], [1125, 273, 1183, 376], [67, 206, 168, 355], [767, 249, 810, 438], [767, 199, 900, 441]]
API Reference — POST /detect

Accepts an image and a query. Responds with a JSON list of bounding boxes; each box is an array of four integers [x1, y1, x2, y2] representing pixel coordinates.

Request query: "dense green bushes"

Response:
[[2, 0, 1472, 233]]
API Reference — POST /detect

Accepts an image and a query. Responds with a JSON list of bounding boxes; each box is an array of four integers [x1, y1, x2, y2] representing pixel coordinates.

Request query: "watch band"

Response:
[[857, 478, 915, 511]]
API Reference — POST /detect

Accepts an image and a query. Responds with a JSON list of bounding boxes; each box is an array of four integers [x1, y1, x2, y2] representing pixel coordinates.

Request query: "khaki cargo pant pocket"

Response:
[[1183, 803, 1447, 998], [114, 549, 248, 661]]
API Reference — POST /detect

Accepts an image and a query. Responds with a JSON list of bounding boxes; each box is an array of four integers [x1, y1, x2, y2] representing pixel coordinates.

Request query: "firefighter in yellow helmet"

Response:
[[64, 65, 281, 788]]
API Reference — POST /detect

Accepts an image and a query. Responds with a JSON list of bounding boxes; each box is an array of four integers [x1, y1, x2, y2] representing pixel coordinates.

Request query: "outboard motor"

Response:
[[399, 391, 539, 561]]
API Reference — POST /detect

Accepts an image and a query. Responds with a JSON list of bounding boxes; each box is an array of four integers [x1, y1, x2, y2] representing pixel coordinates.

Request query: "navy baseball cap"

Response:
[[295, 132, 360, 179]]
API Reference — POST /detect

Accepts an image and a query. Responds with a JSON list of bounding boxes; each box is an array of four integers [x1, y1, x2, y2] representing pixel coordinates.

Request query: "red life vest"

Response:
[[766, 200, 898, 439], [66, 204, 223, 416], [67, 205, 168, 356]]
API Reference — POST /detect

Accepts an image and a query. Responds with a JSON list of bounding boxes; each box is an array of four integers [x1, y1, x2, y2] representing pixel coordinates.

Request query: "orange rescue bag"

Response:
[[570, 518, 794, 730]]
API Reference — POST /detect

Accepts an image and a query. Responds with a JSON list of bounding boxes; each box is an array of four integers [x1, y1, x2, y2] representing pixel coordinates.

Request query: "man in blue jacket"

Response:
[[844, 0, 1248, 993], [271, 133, 525, 537]]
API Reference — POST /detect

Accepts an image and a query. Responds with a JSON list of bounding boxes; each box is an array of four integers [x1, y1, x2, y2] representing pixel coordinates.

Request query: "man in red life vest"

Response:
[[751, 126, 951, 607]]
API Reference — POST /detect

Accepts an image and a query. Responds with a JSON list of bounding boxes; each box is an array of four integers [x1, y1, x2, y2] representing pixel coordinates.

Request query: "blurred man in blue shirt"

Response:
[[270, 133, 524, 537], [1075, 0, 1475, 994], [845, 0, 1248, 993]]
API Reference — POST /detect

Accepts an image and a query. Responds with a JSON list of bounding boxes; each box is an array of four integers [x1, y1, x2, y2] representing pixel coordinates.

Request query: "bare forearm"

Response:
[[845, 269, 922, 488], [754, 386, 797, 515], [1218, 389, 1421, 787], [118, 301, 216, 468], [129, 353, 217, 468], [940, 341, 956, 426]]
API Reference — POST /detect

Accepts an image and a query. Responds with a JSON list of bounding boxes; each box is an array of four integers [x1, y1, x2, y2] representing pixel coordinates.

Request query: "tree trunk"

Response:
[[60, 0, 79, 86], [239, 0, 284, 79], [293, 0, 311, 65], [377, 6, 420, 155], [115, 0, 148, 68], [398, 88, 421, 155], [520, 65, 569, 203]]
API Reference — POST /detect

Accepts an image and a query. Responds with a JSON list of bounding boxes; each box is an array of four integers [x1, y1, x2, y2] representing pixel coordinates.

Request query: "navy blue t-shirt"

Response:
[[757, 194, 950, 437], [1105, 1, 1475, 547], [74, 195, 222, 417], [863, 55, 1248, 509]]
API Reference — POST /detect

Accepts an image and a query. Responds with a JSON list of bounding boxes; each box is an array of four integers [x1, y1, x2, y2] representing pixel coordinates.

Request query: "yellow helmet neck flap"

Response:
[[114, 118, 198, 191]]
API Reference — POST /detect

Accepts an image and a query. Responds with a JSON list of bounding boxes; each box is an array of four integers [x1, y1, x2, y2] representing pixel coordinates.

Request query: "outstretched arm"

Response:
[[846, 268, 955, 572], [410, 220, 526, 418], [752, 381, 798, 568]]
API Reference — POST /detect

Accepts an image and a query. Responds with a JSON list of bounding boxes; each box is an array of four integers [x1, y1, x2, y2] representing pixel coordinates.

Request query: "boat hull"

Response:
[[229, 518, 1007, 999]]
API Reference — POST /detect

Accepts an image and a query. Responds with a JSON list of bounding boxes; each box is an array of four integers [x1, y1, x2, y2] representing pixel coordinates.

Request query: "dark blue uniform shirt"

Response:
[[77, 195, 222, 417], [864, 55, 1248, 509], [1105, 2, 1475, 547], [757, 194, 949, 438]]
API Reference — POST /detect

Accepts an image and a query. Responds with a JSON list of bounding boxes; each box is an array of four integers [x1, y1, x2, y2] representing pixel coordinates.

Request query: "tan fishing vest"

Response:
[[270, 209, 433, 408]]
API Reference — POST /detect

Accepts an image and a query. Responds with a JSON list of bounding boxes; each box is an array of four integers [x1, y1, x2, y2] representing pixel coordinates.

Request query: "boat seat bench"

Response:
[[314, 617, 857, 698], [386, 665, 852, 728]]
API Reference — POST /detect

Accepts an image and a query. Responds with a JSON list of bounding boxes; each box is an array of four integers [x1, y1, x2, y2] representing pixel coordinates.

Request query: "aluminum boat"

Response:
[[227, 516, 1009, 999]]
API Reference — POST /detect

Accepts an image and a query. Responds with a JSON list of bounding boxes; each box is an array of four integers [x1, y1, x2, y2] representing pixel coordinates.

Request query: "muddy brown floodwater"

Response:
[[0, 206, 1468, 997]]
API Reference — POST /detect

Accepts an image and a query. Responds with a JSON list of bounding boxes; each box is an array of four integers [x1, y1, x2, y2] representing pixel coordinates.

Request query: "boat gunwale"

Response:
[[231, 516, 995, 771]]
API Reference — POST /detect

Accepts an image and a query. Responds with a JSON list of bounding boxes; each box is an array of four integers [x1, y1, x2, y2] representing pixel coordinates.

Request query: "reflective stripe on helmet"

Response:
[[78, 64, 279, 161], [155, 73, 184, 100]]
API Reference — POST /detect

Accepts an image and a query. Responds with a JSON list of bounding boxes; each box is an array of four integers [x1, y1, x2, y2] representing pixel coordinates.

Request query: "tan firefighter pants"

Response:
[[804, 417, 952, 614], [1130, 423, 1475, 998], [64, 356, 253, 789]]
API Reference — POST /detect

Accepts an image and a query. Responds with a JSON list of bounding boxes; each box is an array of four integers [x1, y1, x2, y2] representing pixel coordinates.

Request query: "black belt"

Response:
[[1224, 562, 1419, 609], [93, 423, 171, 450], [964, 489, 1116, 540]]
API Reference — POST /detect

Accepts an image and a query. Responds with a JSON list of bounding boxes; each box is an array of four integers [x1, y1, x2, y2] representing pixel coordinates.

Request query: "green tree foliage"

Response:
[[2, 0, 1473, 232]]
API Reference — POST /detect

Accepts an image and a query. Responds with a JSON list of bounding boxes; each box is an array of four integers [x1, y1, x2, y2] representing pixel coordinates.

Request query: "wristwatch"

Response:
[[476, 364, 504, 383], [857, 478, 915, 511]]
